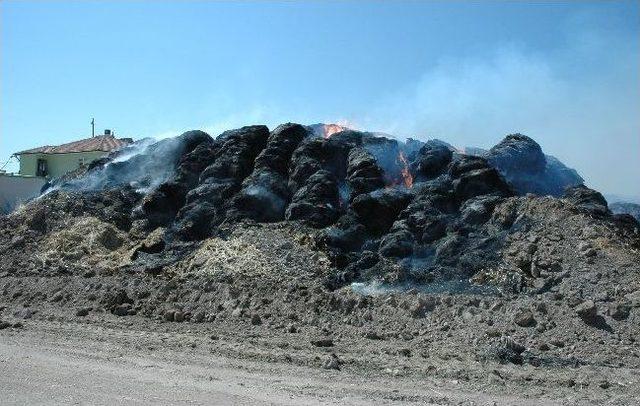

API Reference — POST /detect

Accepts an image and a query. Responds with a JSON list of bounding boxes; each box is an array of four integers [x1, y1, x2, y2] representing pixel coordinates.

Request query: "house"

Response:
[[0, 171, 49, 214], [1, 130, 133, 214], [13, 130, 133, 179]]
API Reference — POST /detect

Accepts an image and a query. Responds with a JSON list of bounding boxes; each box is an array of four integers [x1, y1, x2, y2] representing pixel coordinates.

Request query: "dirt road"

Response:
[[0, 321, 551, 406]]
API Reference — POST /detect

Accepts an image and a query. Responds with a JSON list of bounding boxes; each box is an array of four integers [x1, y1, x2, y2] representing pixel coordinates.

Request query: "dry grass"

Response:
[[40, 216, 129, 271]]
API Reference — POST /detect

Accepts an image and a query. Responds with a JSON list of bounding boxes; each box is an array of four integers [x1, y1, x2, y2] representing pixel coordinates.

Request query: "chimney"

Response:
[[104, 129, 112, 136]]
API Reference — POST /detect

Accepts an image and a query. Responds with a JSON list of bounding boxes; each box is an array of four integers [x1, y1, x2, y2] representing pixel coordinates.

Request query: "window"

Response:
[[36, 159, 48, 177]]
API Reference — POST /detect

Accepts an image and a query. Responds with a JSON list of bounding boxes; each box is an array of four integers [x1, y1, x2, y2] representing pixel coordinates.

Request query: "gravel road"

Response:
[[0, 321, 550, 406]]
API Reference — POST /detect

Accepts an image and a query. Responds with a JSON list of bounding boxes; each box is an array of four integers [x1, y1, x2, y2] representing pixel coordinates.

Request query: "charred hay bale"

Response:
[[379, 221, 415, 258], [285, 170, 340, 227], [486, 134, 583, 196], [141, 181, 191, 227], [419, 216, 448, 244], [399, 197, 452, 245], [232, 172, 291, 222], [434, 234, 465, 266], [173, 138, 220, 184], [410, 141, 453, 181], [487, 133, 546, 175], [346, 147, 384, 200], [317, 214, 369, 253], [253, 123, 309, 175], [172, 126, 269, 239], [231, 124, 309, 222], [351, 189, 413, 235], [199, 125, 269, 183], [141, 139, 222, 226], [452, 168, 512, 202], [173, 201, 219, 240], [289, 132, 361, 192], [288, 138, 325, 191], [448, 154, 491, 177]]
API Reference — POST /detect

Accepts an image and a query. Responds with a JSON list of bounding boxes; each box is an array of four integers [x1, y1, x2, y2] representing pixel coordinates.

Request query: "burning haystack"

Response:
[[2, 123, 637, 295], [2, 122, 640, 383]]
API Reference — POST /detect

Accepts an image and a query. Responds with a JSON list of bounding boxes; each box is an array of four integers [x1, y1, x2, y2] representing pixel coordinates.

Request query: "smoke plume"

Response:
[[364, 11, 640, 197]]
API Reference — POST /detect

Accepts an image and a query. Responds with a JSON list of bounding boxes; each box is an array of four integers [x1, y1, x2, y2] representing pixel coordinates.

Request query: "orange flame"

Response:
[[322, 124, 346, 139], [322, 120, 356, 139], [398, 151, 413, 188]]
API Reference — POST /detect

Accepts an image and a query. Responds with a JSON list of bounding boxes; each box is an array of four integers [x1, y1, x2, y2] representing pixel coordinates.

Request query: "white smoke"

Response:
[[363, 13, 640, 197]]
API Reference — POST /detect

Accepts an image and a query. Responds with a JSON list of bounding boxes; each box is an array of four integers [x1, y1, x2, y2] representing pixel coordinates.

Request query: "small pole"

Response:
[[91, 118, 95, 137]]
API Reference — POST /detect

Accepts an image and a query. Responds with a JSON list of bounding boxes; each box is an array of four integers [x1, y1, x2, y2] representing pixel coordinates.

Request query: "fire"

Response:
[[322, 124, 346, 139], [321, 120, 355, 139], [397, 151, 413, 188]]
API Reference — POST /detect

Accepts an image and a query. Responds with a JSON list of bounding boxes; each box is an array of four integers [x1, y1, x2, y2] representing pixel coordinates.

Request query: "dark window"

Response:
[[36, 159, 48, 177]]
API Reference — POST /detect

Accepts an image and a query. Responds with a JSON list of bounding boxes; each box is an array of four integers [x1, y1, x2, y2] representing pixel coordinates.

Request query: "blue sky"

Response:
[[1, 1, 639, 197]]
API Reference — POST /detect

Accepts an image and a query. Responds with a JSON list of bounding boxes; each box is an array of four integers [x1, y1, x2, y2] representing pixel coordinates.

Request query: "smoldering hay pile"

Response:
[[3, 123, 639, 295]]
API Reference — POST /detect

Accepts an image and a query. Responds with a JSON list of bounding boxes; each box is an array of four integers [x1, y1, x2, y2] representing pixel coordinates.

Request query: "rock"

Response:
[[599, 380, 611, 389], [286, 323, 298, 333], [164, 310, 175, 322], [15, 308, 33, 319], [322, 353, 341, 370], [113, 303, 132, 316], [609, 302, 631, 321], [513, 309, 536, 327], [174, 311, 185, 322], [486, 336, 526, 365], [398, 348, 411, 357], [578, 242, 597, 258], [624, 290, 640, 307], [311, 338, 334, 347], [409, 296, 437, 318], [251, 314, 262, 325], [575, 300, 598, 322], [191, 311, 205, 323], [0, 321, 11, 329], [76, 307, 91, 317], [363, 330, 383, 340], [549, 339, 565, 348]]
